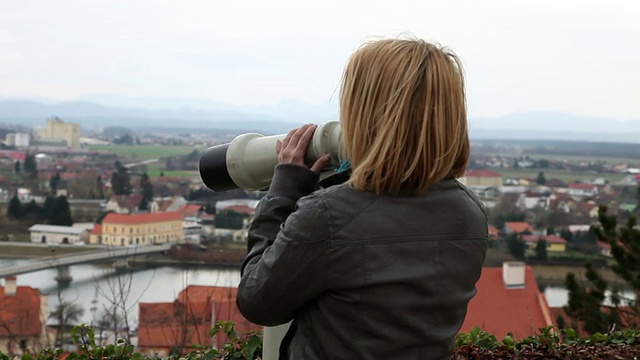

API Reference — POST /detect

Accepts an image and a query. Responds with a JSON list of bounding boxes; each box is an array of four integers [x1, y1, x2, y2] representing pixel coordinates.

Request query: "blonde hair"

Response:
[[339, 38, 469, 195]]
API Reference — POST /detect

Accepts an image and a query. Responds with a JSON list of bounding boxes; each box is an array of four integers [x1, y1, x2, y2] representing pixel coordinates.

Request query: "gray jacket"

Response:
[[237, 164, 488, 360]]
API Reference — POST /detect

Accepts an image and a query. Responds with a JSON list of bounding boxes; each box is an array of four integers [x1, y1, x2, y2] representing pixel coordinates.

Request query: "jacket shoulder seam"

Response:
[[453, 179, 488, 223]]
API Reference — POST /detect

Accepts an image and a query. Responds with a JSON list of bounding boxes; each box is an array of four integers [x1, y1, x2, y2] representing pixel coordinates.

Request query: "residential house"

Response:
[[460, 170, 503, 187], [516, 190, 549, 211], [29, 225, 89, 245], [460, 262, 553, 339], [105, 195, 143, 214], [521, 234, 568, 253], [149, 199, 173, 213], [469, 186, 501, 209], [137, 286, 260, 357], [545, 178, 567, 188], [487, 225, 500, 241], [176, 204, 203, 222], [548, 193, 578, 213], [0, 150, 26, 163], [214, 199, 259, 214], [198, 214, 215, 237], [97, 212, 183, 246], [183, 222, 202, 243], [0, 277, 50, 355], [518, 178, 533, 187], [578, 201, 600, 220], [503, 221, 534, 235], [469, 186, 501, 199], [568, 225, 591, 233], [597, 241, 612, 257], [149, 197, 187, 213], [567, 183, 599, 198], [212, 201, 258, 239], [89, 224, 102, 245]]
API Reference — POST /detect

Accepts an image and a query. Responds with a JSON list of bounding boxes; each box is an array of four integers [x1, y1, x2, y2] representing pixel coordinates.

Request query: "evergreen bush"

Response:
[[1, 323, 638, 360]]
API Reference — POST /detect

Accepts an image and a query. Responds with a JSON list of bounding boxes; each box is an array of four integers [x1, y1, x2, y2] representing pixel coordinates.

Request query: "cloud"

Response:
[[0, 0, 638, 120]]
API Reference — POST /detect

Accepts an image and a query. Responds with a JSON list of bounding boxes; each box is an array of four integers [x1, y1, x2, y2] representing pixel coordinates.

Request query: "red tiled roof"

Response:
[[138, 286, 260, 353], [177, 204, 202, 218], [103, 212, 182, 225], [90, 224, 102, 235], [521, 234, 567, 244], [137, 302, 212, 350], [488, 225, 499, 237], [0, 286, 42, 337], [543, 235, 568, 244], [578, 202, 598, 216], [109, 195, 143, 209], [221, 205, 255, 216], [464, 170, 503, 178], [461, 266, 552, 339], [552, 192, 574, 201], [154, 200, 174, 212], [0, 150, 26, 161], [568, 183, 597, 190], [504, 222, 534, 234], [545, 178, 567, 188]]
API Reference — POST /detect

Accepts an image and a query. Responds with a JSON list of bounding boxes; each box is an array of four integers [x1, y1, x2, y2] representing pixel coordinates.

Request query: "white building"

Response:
[[183, 221, 202, 243], [567, 183, 599, 198], [215, 199, 259, 213], [4, 133, 28, 147], [29, 224, 89, 245]]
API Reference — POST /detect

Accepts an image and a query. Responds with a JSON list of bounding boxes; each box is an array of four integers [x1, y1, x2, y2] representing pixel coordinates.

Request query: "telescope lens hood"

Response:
[[199, 143, 236, 192]]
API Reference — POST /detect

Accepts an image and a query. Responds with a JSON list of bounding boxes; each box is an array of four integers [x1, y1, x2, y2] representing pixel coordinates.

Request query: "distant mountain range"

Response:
[[0, 96, 639, 142]]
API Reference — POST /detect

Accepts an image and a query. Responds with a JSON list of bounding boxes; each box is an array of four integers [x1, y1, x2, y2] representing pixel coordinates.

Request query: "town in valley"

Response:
[[1, 116, 639, 355]]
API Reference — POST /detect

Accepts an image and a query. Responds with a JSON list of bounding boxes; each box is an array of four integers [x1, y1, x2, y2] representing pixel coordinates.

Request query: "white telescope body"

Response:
[[200, 121, 342, 191]]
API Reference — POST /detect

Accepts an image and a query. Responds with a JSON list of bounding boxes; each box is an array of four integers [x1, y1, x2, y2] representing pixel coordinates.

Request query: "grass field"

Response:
[[0, 243, 96, 258], [87, 145, 203, 160], [149, 170, 200, 178], [525, 153, 640, 166], [481, 152, 640, 167], [495, 168, 627, 184], [142, 162, 199, 178]]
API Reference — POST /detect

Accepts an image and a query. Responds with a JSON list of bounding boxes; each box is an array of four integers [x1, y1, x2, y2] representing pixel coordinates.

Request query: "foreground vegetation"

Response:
[[1, 323, 639, 360]]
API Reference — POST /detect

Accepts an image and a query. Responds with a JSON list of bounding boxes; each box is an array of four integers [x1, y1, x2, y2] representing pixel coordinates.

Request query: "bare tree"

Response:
[[92, 249, 156, 344], [48, 292, 85, 347]]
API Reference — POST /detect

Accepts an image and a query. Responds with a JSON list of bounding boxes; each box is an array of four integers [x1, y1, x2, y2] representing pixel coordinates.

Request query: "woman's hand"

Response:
[[276, 123, 332, 174]]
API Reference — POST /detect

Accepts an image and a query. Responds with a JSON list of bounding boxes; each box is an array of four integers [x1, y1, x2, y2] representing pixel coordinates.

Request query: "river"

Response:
[[0, 258, 626, 328], [1, 258, 241, 328]]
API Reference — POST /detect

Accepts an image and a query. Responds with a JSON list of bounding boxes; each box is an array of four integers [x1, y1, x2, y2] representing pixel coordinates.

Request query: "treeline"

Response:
[[473, 139, 640, 159], [7, 195, 73, 226]]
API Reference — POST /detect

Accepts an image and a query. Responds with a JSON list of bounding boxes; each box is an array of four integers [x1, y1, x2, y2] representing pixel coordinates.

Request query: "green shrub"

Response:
[[2, 323, 639, 360], [453, 325, 640, 359], [0, 322, 261, 360]]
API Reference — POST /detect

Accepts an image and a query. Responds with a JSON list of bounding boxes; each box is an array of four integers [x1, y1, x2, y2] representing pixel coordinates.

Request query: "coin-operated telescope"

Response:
[[199, 121, 342, 191]]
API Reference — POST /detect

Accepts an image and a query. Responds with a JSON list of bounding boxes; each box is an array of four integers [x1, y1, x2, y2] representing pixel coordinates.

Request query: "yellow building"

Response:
[[522, 234, 567, 253], [38, 117, 81, 149], [96, 212, 183, 246], [460, 170, 503, 187]]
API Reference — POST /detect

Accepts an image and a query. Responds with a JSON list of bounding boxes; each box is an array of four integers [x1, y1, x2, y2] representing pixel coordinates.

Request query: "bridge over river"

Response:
[[0, 243, 172, 280]]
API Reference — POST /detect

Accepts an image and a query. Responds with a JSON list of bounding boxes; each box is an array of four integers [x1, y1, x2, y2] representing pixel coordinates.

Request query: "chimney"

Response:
[[502, 262, 526, 289], [4, 276, 17, 296]]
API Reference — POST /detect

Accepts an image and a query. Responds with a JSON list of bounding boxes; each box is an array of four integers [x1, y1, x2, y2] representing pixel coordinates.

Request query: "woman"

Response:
[[237, 37, 488, 360]]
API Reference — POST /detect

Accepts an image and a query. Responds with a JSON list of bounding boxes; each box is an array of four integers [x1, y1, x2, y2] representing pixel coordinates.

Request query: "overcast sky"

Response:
[[0, 0, 638, 120]]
